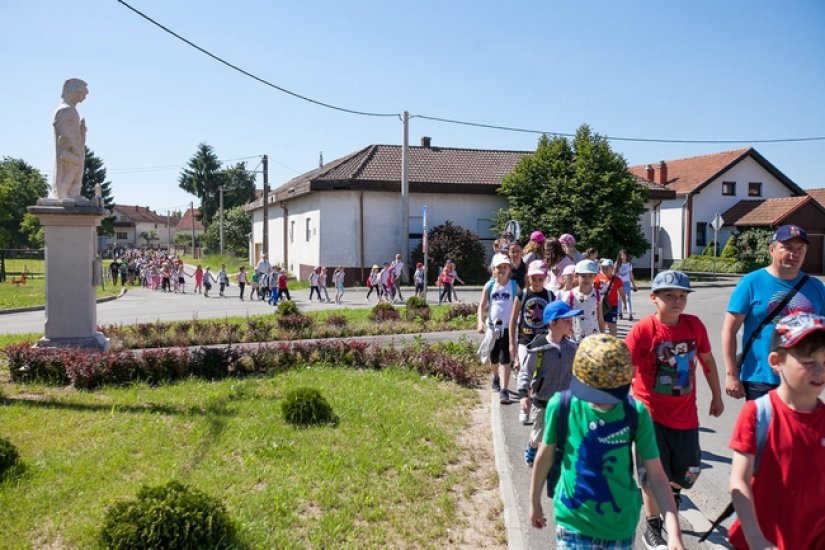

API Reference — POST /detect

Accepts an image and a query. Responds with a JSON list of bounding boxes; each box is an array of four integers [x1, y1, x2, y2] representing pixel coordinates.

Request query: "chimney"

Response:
[[134, 205, 138, 211], [420, 136, 432, 148], [319, 151, 324, 168], [645, 164, 655, 181], [658, 161, 668, 185]]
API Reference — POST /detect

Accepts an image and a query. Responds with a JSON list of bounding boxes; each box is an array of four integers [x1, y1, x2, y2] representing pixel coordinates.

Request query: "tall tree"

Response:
[[178, 143, 223, 226], [81, 146, 116, 235], [221, 162, 257, 212], [496, 125, 649, 260], [203, 205, 252, 256], [0, 157, 49, 248]]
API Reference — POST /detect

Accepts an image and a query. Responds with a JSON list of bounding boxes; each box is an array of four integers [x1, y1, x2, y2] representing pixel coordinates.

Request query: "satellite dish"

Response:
[[504, 220, 521, 242]]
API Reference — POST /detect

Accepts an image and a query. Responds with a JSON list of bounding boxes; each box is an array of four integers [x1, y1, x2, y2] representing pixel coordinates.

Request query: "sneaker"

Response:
[[519, 410, 531, 425], [491, 375, 501, 392], [499, 389, 510, 404], [643, 517, 667, 550], [524, 444, 537, 466]]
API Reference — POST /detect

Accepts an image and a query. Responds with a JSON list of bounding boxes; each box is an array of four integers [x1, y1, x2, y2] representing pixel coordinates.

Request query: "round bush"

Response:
[[369, 302, 400, 322], [98, 480, 239, 549], [276, 300, 301, 317], [281, 387, 338, 426], [404, 296, 431, 321], [0, 436, 20, 478]]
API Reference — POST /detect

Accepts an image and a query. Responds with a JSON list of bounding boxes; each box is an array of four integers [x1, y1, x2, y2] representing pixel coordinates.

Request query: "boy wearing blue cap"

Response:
[[626, 270, 724, 549], [518, 300, 581, 466]]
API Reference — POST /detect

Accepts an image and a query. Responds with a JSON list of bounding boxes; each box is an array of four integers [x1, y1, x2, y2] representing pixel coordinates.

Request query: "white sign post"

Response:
[[422, 205, 428, 303], [710, 213, 725, 280]]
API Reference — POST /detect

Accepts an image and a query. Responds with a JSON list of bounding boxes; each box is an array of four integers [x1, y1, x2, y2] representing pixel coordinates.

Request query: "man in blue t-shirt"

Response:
[[722, 224, 825, 400]]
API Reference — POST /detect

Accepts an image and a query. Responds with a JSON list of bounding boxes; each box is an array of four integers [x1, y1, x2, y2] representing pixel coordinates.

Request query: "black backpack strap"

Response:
[[737, 274, 810, 370], [547, 390, 572, 498], [622, 395, 639, 479]]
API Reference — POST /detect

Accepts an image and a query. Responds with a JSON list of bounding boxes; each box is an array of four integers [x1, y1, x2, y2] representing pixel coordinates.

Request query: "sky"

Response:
[[2, 0, 824, 215]]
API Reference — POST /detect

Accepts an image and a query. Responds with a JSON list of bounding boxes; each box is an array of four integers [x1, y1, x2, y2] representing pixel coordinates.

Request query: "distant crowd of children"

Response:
[[477, 227, 825, 550]]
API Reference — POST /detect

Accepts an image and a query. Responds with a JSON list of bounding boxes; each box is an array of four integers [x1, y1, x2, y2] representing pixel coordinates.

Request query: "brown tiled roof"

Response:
[[114, 204, 166, 224], [628, 148, 805, 197], [808, 187, 825, 209], [176, 207, 204, 231], [721, 196, 813, 226], [247, 143, 673, 209], [631, 174, 675, 199]]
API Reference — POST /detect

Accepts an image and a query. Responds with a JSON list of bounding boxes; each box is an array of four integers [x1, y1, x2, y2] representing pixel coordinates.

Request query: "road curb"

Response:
[[0, 287, 127, 316], [490, 391, 527, 550]]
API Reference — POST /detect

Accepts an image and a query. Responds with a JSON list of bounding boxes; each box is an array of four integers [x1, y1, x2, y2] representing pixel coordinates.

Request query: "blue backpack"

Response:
[[546, 390, 638, 498]]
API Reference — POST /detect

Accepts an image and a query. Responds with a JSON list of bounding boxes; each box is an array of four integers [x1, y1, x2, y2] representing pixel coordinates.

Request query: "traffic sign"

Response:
[[710, 213, 724, 232]]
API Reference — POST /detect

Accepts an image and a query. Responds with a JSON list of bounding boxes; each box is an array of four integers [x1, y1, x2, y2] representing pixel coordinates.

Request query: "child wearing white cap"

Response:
[[557, 259, 605, 342]]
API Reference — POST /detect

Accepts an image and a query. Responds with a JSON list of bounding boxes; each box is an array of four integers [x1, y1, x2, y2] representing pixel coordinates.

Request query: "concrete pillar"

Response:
[[28, 200, 109, 350]]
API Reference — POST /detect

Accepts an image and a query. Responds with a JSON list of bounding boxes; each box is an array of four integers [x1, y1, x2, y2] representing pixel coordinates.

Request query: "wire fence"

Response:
[[0, 249, 45, 282]]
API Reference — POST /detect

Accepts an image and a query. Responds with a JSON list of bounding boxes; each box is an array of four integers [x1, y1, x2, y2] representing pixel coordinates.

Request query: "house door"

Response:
[[802, 234, 824, 275], [254, 243, 262, 266]]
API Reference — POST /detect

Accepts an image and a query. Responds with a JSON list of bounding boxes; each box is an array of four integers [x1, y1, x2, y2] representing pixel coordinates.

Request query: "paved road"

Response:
[[0, 281, 742, 548]]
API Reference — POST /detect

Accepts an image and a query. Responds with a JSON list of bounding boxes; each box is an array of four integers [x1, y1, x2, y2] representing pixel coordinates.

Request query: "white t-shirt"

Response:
[[618, 262, 633, 283], [256, 259, 271, 273], [558, 287, 601, 342], [487, 279, 517, 328]]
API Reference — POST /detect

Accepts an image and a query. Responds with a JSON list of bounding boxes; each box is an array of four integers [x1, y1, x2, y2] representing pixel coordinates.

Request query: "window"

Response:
[[722, 181, 736, 196], [289, 220, 295, 243], [116, 232, 128, 240], [696, 222, 707, 247], [305, 218, 311, 242], [748, 182, 763, 197]]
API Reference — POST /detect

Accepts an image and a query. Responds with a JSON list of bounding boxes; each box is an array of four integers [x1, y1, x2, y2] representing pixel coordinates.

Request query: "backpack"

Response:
[[486, 278, 518, 304], [547, 390, 638, 498], [699, 393, 774, 542]]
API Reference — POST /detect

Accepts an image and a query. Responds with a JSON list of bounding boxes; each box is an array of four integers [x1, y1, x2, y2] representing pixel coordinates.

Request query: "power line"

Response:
[[116, 0, 825, 145], [116, 0, 399, 119], [412, 114, 825, 144]]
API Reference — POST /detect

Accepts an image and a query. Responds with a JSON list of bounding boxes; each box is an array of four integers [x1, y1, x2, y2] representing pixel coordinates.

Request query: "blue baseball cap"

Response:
[[651, 270, 693, 293], [771, 224, 809, 244], [543, 300, 583, 324]]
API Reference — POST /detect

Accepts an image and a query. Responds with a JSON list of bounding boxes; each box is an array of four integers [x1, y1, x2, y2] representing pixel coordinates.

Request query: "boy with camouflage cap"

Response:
[[529, 334, 683, 549]]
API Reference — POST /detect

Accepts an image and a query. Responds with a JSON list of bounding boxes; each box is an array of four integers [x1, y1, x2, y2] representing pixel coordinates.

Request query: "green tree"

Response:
[[410, 221, 488, 284], [0, 157, 49, 248], [178, 143, 223, 226], [496, 125, 649, 260], [81, 146, 116, 235], [203, 205, 251, 256], [221, 162, 257, 213]]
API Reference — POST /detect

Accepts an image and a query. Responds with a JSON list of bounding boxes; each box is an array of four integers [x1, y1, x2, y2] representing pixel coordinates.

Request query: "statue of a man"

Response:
[[52, 78, 88, 200]]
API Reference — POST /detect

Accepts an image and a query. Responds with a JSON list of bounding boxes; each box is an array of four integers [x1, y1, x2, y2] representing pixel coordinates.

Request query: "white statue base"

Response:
[[28, 199, 110, 351]]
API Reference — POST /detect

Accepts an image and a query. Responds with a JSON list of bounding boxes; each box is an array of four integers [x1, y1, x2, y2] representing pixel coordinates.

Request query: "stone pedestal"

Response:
[[28, 199, 109, 350]]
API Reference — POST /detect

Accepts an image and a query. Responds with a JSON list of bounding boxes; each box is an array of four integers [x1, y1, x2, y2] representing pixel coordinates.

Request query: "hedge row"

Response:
[[670, 255, 748, 274], [3, 339, 479, 390]]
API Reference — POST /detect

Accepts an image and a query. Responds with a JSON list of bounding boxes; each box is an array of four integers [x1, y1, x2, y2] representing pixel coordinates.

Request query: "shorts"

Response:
[[743, 381, 778, 401], [653, 422, 701, 488], [489, 332, 511, 365], [556, 526, 633, 549], [603, 305, 618, 324], [529, 402, 546, 447]]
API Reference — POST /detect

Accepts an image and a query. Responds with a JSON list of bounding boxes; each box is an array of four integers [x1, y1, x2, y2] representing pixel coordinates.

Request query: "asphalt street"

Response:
[[1, 281, 744, 548]]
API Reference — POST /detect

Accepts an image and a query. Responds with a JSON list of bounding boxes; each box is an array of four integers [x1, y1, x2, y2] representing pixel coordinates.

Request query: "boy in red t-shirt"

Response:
[[625, 270, 724, 548], [728, 313, 825, 550], [594, 259, 625, 336]]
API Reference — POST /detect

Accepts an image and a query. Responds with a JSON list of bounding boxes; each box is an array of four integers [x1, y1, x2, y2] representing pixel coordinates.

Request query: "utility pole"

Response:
[[219, 185, 225, 255], [166, 210, 171, 250], [401, 111, 409, 281], [262, 155, 269, 258], [190, 201, 196, 258]]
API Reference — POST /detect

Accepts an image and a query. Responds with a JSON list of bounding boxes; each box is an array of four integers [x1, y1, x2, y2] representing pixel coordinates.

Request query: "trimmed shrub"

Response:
[[404, 296, 431, 321], [700, 240, 718, 256], [275, 314, 314, 338], [410, 221, 488, 284], [369, 302, 400, 322], [325, 315, 348, 328], [670, 255, 746, 274], [720, 235, 738, 259], [736, 227, 773, 270], [0, 436, 21, 479], [98, 480, 240, 549], [281, 387, 338, 426], [276, 300, 301, 317], [442, 302, 478, 322]]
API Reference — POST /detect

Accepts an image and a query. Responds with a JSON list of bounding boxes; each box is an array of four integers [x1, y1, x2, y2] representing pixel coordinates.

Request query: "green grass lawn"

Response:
[[0, 367, 481, 548], [2, 258, 45, 276], [0, 278, 121, 310]]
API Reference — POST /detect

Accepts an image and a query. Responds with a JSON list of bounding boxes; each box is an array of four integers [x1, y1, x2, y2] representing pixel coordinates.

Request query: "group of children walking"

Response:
[[477, 241, 824, 549]]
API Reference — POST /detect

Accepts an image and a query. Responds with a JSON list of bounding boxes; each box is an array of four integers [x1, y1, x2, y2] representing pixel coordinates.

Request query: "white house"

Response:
[[106, 204, 172, 249], [246, 139, 674, 281], [629, 148, 809, 266]]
